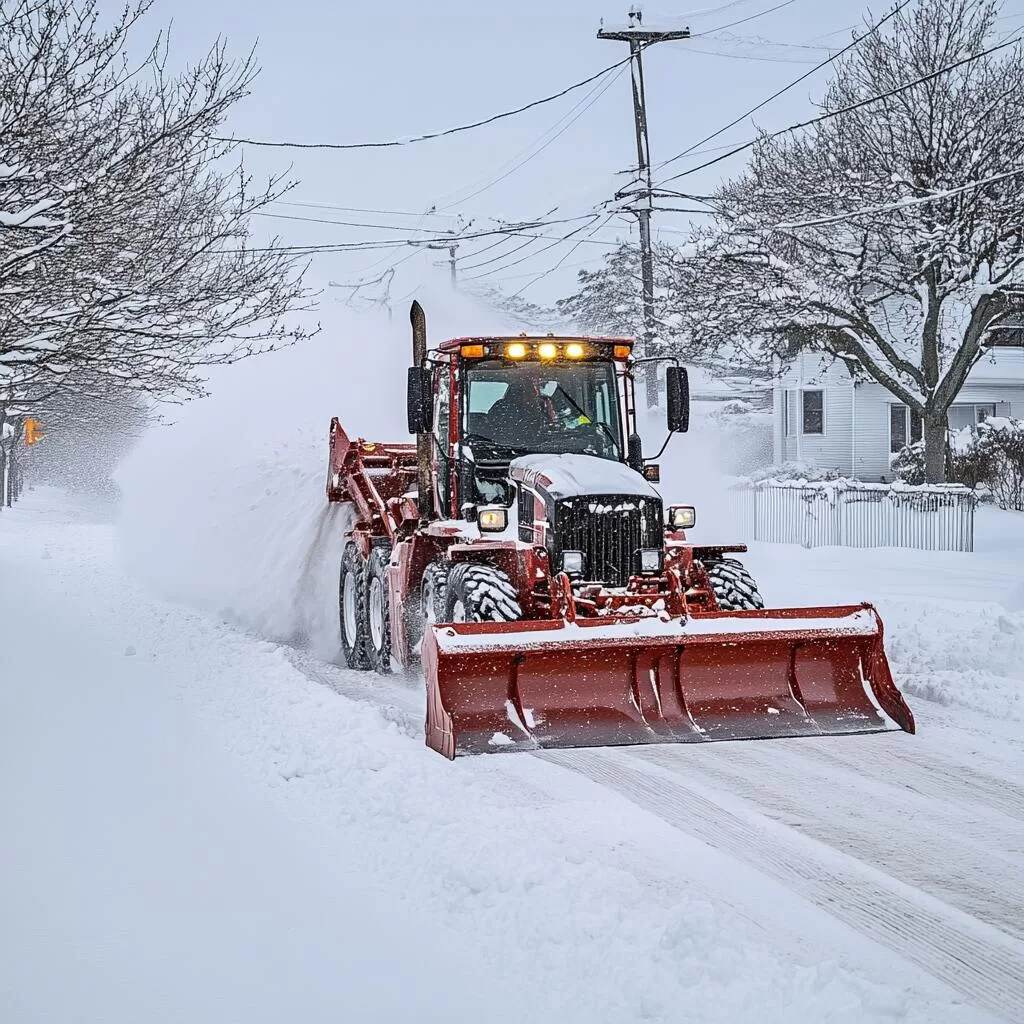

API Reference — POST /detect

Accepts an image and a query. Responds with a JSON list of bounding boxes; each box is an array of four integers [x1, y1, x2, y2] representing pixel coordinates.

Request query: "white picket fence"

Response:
[[731, 480, 977, 552]]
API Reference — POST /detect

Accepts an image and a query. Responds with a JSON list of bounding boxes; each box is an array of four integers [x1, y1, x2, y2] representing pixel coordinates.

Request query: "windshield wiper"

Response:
[[549, 385, 621, 459]]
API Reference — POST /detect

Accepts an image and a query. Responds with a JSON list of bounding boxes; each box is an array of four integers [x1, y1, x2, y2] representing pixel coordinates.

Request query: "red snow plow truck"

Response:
[[326, 302, 915, 759]]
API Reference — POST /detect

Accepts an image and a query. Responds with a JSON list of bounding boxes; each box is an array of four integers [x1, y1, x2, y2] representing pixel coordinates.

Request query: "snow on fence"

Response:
[[731, 479, 977, 552]]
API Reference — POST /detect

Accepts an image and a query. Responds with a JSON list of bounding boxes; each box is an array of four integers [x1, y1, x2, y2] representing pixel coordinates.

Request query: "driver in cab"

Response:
[[485, 374, 589, 448]]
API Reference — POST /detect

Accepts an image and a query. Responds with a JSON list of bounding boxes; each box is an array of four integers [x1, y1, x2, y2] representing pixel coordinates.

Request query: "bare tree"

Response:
[[682, 0, 1024, 481], [0, 0, 313, 414]]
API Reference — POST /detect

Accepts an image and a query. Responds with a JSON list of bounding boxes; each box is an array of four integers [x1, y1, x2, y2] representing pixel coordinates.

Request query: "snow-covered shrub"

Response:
[[973, 417, 1024, 511], [748, 461, 842, 484], [889, 443, 926, 485], [891, 432, 994, 493], [946, 426, 996, 493]]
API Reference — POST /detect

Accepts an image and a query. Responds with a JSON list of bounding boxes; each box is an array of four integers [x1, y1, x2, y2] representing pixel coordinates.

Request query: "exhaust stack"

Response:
[[410, 301, 434, 525]]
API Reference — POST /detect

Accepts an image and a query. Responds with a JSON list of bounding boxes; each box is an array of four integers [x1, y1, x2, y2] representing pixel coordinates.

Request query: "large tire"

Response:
[[339, 542, 370, 669], [703, 557, 765, 612], [444, 563, 522, 623], [405, 561, 448, 662], [421, 562, 448, 625], [365, 545, 392, 675]]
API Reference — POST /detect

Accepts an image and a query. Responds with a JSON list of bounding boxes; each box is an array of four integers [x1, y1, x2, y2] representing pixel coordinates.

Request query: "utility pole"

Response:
[[599, 8, 689, 408], [425, 239, 459, 286], [424, 216, 473, 289]]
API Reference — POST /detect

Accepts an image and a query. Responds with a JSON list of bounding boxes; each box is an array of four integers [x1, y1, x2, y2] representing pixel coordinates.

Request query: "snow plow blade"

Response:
[[421, 604, 914, 758]]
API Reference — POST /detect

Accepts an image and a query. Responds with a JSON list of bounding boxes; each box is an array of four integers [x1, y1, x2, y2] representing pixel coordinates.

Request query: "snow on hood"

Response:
[[509, 453, 659, 501]]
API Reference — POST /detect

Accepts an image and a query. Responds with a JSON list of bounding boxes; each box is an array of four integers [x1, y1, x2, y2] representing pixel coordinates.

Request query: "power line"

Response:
[[511, 215, 618, 297], [432, 63, 629, 212], [775, 166, 1024, 230], [698, 0, 798, 35], [462, 217, 609, 282], [214, 55, 633, 151], [654, 0, 913, 175], [680, 44, 819, 63], [253, 211, 452, 232], [221, 214, 601, 255], [270, 201, 458, 220], [658, 30, 1024, 185], [458, 235, 543, 272]]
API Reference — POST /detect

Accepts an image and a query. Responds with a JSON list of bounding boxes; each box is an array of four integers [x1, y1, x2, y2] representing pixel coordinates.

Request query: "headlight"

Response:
[[639, 548, 663, 573], [561, 550, 585, 575], [668, 505, 696, 530], [477, 507, 508, 532]]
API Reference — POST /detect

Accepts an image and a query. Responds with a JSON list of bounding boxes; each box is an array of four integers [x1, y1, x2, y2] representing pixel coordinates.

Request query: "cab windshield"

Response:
[[463, 360, 622, 461]]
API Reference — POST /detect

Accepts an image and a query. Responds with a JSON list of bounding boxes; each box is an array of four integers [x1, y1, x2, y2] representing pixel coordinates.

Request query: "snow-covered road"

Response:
[[3, 489, 1022, 1023]]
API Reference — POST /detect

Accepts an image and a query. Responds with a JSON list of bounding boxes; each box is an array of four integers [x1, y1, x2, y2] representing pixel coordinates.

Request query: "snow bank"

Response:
[[741, 520, 1024, 724]]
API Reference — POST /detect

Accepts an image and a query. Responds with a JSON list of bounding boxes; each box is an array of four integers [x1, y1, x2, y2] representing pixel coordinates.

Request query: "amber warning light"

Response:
[[25, 418, 44, 446]]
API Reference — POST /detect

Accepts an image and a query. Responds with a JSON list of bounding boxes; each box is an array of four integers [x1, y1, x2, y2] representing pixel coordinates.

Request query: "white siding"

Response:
[[852, 384, 895, 481], [953, 382, 1024, 416], [772, 353, 854, 474], [774, 345, 1024, 482]]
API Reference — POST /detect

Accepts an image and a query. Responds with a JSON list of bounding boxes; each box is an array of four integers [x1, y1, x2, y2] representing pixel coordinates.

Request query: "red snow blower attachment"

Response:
[[327, 301, 915, 759]]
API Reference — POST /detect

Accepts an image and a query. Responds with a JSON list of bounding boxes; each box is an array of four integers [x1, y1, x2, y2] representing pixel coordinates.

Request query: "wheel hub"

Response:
[[343, 573, 358, 641], [369, 576, 385, 650]]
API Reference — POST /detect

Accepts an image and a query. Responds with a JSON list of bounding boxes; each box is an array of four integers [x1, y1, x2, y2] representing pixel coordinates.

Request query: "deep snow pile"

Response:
[[741, 514, 1024, 723]]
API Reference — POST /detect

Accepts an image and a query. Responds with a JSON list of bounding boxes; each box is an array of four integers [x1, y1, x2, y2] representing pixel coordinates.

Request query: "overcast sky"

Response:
[[149, 0, 1024, 309]]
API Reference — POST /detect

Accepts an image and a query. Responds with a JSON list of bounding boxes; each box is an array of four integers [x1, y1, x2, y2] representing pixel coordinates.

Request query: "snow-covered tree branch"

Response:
[[0, 0, 313, 411], [679, 0, 1024, 481]]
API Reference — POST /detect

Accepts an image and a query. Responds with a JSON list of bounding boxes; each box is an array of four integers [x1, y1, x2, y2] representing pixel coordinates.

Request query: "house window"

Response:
[[890, 404, 923, 453], [948, 403, 996, 432], [801, 390, 824, 435]]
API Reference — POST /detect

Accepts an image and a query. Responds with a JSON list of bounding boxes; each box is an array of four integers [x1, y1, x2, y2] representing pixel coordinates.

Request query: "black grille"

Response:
[[553, 494, 663, 586]]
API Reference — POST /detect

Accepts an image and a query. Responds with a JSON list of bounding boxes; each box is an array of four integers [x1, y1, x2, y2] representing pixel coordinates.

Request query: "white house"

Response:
[[773, 327, 1024, 481]]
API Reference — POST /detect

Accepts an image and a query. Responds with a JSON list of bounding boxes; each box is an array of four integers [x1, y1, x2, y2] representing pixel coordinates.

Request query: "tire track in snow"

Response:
[[790, 736, 1024, 822], [542, 748, 1024, 1024], [284, 648, 1024, 1019], [624, 742, 1024, 940]]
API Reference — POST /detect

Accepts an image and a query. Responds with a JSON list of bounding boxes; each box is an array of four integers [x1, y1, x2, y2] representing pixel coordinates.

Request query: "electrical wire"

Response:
[[432, 62, 629, 212], [214, 55, 634, 151], [654, 0, 913, 175], [658, 30, 1024, 185], [775, 166, 1024, 230], [698, 0, 798, 35], [681, 45, 819, 63], [457, 235, 543, 271], [219, 214, 601, 255], [252, 211, 453, 232], [462, 217, 607, 282], [510, 215, 618, 297], [270, 201, 458, 220]]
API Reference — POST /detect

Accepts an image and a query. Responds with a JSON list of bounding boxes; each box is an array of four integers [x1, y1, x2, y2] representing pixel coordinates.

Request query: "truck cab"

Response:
[[410, 334, 689, 524]]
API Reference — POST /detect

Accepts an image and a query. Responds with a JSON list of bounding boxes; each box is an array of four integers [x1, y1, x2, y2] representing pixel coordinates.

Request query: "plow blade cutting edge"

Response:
[[421, 604, 915, 758]]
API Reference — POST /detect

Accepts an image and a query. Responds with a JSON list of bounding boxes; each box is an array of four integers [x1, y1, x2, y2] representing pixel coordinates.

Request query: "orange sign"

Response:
[[24, 418, 44, 445]]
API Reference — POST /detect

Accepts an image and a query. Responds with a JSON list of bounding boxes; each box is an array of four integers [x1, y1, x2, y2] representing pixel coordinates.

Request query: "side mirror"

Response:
[[406, 367, 432, 434], [627, 432, 643, 472], [666, 366, 690, 433]]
